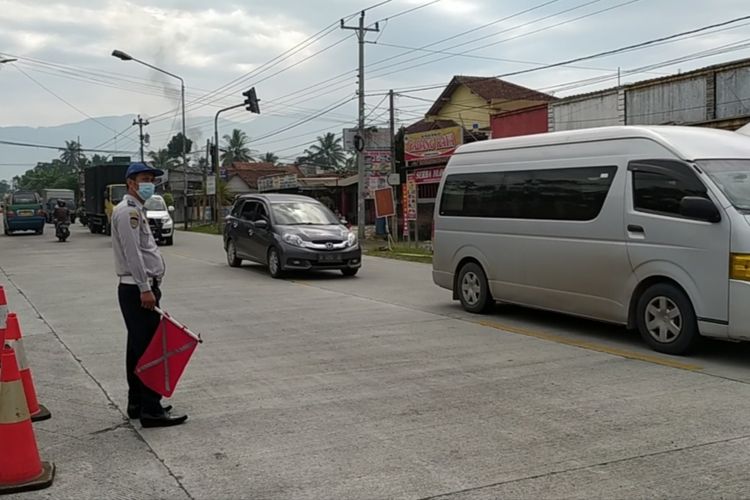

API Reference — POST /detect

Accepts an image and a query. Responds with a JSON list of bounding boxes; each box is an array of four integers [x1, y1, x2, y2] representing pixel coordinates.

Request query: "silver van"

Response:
[[432, 126, 750, 355]]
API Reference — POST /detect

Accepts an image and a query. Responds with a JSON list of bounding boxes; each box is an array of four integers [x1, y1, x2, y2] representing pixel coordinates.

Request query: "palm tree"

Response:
[[221, 129, 254, 166], [260, 152, 279, 166], [305, 133, 345, 171], [60, 140, 85, 171], [148, 149, 175, 171]]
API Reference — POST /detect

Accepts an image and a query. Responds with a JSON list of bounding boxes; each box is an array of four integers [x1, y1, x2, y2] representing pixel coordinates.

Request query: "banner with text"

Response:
[[404, 126, 462, 163]]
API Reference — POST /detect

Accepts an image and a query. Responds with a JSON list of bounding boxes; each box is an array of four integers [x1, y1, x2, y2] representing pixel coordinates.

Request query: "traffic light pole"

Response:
[[214, 103, 245, 227], [342, 12, 378, 242]]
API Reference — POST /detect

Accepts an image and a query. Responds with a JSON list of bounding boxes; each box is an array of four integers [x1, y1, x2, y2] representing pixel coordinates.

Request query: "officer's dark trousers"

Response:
[[118, 283, 162, 414]]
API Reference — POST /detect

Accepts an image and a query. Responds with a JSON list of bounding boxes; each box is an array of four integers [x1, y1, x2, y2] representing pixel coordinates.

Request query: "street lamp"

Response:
[[111, 49, 189, 230]]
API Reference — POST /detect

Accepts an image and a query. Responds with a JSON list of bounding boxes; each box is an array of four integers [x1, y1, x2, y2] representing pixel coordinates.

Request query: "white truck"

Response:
[[41, 188, 76, 224]]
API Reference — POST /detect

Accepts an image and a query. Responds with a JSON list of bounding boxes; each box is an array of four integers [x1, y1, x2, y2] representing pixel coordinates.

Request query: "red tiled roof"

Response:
[[227, 162, 301, 189], [427, 76, 556, 116], [404, 118, 461, 134]]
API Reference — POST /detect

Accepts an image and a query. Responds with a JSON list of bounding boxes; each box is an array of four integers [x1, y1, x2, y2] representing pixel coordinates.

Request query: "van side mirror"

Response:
[[680, 196, 721, 223], [168, 206, 175, 213]]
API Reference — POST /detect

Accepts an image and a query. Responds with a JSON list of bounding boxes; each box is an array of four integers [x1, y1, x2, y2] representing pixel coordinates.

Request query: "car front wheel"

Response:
[[226, 240, 242, 267], [268, 247, 284, 279], [636, 283, 699, 355]]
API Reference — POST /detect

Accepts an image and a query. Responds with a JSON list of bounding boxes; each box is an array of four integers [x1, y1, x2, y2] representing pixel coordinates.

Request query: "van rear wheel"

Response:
[[457, 262, 493, 314], [636, 283, 699, 355]]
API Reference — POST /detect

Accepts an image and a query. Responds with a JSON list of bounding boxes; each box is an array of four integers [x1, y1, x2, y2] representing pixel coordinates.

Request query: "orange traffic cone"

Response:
[[0, 285, 7, 348], [4, 313, 51, 422], [0, 345, 55, 494]]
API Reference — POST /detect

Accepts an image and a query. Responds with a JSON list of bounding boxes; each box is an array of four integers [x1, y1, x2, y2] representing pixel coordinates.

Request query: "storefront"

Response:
[[403, 126, 462, 241]]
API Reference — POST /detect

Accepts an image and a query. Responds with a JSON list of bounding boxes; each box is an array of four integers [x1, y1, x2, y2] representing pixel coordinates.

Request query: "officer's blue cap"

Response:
[[126, 162, 164, 179]]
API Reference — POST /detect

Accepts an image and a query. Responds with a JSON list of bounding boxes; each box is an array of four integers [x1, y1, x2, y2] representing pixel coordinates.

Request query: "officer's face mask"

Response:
[[138, 182, 155, 200]]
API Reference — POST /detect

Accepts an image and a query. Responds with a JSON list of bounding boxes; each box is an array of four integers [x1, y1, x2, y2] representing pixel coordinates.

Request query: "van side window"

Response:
[[440, 166, 617, 221], [630, 160, 708, 217]]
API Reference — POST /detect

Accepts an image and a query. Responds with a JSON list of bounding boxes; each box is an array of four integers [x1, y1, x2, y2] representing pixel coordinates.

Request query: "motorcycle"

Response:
[[55, 221, 70, 242]]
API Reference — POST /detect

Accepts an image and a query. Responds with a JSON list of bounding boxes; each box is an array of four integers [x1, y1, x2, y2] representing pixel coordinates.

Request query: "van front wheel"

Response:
[[457, 262, 493, 314], [636, 283, 699, 355]]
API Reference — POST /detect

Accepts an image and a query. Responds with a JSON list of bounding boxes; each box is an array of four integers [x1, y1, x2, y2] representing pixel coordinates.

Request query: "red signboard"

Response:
[[414, 167, 445, 185], [404, 127, 462, 163], [374, 188, 395, 218]]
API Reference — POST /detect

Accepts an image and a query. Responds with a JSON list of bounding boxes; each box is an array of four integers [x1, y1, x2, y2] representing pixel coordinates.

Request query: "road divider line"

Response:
[[476, 320, 703, 372]]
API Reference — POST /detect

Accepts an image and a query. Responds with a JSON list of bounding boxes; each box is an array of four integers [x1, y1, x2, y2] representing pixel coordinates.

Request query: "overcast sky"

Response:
[[1, 0, 750, 179]]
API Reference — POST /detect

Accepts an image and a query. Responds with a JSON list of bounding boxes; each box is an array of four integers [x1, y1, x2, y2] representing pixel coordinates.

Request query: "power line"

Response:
[[0, 139, 136, 154]]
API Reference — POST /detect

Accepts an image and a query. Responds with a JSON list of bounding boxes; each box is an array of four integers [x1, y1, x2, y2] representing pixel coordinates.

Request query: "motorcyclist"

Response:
[[53, 199, 71, 230]]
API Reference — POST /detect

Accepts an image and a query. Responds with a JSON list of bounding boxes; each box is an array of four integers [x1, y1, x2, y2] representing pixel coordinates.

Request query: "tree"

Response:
[[221, 128, 254, 166], [0, 179, 10, 196], [90, 154, 110, 165], [60, 140, 86, 170], [14, 160, 78, 192], [303, 133, 345, 171], [166, 133, 193, 159], [148, 149, 176, 171], [260, 152, 279, 165]]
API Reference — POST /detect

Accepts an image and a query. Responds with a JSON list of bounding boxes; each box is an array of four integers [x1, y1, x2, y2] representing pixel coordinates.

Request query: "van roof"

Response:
[[454, 125, 750, 160]]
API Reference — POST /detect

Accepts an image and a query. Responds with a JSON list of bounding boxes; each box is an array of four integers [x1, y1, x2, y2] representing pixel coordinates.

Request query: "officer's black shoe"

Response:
[[140, 411, 188, 428], [127, 404, 173, 419]]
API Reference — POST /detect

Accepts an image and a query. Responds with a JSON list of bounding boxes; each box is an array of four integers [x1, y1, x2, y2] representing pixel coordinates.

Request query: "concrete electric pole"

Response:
[[132, 115, 150, 162], [341, 11, 379, 242]]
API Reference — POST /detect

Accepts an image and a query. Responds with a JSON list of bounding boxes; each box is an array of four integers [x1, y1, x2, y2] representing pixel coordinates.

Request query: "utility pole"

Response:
[[341, 11, 379, 242], [132, 115, 149, 162], [389, 89, 397, 242]]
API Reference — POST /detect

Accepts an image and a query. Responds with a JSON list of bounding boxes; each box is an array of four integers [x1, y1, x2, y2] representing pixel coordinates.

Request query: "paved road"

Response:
[[3, 222, 750, 499]]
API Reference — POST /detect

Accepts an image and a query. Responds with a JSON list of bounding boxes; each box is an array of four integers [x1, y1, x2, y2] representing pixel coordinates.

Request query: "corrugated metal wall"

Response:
[[716, 67, 750, 119], [626, 77, 707, 125], [550, 91, 621, 131]]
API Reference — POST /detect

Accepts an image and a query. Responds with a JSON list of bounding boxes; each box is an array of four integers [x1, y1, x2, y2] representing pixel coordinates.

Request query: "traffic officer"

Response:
[[112, 162, 187, 428]]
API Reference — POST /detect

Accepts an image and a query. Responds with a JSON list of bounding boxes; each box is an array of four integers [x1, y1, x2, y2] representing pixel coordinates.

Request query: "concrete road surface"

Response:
[[2, 222, 750, 500]]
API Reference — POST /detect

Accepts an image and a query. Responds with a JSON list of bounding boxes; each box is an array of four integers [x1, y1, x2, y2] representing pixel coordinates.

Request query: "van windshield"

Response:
[[698, 160, 750, 211]]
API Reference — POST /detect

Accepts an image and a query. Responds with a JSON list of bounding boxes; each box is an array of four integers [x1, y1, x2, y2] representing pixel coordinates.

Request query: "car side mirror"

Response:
[[680, 196, 721, 223], [340, 218, 348, 225], [168, 206, 175, 213], [254, 219, 269, 230]]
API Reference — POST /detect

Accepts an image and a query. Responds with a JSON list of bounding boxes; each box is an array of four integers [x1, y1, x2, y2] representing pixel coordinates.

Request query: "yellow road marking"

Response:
[[476, 320, 703, 372]]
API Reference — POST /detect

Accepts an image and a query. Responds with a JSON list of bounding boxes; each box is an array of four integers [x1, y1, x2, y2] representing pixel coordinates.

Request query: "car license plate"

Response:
[[18, 210, 33, 216], [319, 254, 342, 263]]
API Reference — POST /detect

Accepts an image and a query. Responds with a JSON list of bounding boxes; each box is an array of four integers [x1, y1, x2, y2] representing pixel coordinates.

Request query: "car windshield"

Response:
[[144, 197, 167, 211], [272, 202, 339, 225], [12, 193, 37, 204], [698, 160, 750, 211], [111, 185, 127, 204]]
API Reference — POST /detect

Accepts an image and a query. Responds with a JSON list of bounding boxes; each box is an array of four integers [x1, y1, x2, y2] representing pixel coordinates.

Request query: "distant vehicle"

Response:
[[41, 188, 76, 224], [144, 194, 175, 246], [2, 191, 45, 236], [84, 163, 128, 235], [433, 125, 750, 355], [223, 194, 361, 278]]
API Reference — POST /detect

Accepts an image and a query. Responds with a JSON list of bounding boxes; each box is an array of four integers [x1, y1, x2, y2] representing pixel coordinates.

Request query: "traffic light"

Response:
[[243, 87, 260, 114]]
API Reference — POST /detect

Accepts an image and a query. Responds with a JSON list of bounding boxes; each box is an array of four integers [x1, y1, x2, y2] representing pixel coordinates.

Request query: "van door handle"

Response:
[[627, 224, 644, 233]]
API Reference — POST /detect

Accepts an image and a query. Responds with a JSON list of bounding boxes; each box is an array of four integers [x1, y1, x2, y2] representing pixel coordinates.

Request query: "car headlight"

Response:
[[162, 217, 173, 227], [346, 231, 357, 247], [283, 233, 306, 247]]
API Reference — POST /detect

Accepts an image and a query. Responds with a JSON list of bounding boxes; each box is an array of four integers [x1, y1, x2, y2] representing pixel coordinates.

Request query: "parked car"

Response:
[[223, 194, 361, 278], [3, 191, 45, 235], [433, 125, 750, 355], [144, 194, 174, 246]]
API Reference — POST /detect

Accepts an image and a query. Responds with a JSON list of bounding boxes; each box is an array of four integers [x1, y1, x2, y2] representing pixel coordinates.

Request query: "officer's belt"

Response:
[[119, 276, 162, 286]]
